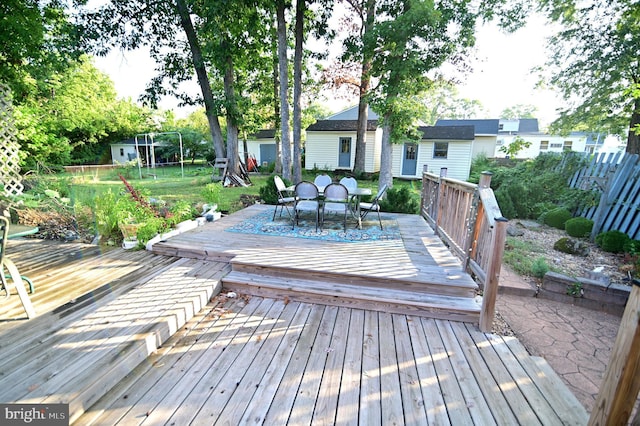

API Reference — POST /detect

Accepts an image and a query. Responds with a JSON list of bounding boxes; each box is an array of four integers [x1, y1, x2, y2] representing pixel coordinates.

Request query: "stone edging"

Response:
[[539, 271, 630, 316]]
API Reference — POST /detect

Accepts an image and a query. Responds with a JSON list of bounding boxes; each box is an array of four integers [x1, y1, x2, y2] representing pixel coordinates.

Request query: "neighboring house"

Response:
[[403, 125, 475, 181], [305, 106, 382, 173], [436, 118, 594, 159], [435, 119, 499, 159], [241, 129, 278, 166], [110, 137, 171, 165], [305, 106, 475, 180]]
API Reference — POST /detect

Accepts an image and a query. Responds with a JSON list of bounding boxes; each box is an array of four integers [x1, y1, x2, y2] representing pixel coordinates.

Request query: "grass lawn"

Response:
[[60, 165, 408, 214]]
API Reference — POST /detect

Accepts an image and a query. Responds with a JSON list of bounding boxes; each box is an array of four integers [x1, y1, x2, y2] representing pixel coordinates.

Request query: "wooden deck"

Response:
[[0, 207, 589, 424], [153, 204, 482, 323]]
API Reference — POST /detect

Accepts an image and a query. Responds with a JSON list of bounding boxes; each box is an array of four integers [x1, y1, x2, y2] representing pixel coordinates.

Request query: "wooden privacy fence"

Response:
[[421, 168, 508, 332], [570, 152, 640, 240]]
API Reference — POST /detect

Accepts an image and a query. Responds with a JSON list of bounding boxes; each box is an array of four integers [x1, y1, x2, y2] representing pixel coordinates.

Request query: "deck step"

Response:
[[0, 258, 228, 424], [222, 271, 481, 323], [230, 259, 478, 299]]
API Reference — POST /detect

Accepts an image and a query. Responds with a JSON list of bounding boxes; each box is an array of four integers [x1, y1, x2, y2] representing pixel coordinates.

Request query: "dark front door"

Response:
[[338, 137, 352, 168], [260, 144, 276, 165], [402, 143, 418, 176]]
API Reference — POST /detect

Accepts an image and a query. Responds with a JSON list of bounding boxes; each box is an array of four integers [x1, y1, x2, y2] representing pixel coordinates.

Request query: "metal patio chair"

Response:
[[273, 175, 296, 220], [359, 184, 387, 230], [322, 183, 349, 232], [293, 181, 320, 232]]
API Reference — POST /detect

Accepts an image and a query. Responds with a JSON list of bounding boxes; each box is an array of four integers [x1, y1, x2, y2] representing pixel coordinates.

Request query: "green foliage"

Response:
[[543, 208, 572, 229], [499, 136, 532, 158], [531, 257, 550, 279], [259, 176, 291, 205], [379, 186, 419, 214], [553, 237, 590, 256], [566, 281, 583, 297], [623, 239, 640, 256], [540, 0, 639, 148], [565, 217, 594, 238], [475, 152, 590, 219], [201, 182, 222, 205], [595, 230, 631, 253]]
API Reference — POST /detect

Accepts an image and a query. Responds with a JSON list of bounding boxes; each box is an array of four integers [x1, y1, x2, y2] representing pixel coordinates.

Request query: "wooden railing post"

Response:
[[588, 280, 640, 425], [479, 171, 493, 188], [479, 216, 508, 332]]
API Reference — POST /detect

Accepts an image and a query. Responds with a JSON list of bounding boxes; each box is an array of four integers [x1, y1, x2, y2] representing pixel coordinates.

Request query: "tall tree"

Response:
[[81, 0, 229, 165], [367, 0, 480, 190], [500, 104, 537, 120], [293, 0, 305, 184], [276, 0, 293, 181], [420, 82, 488, 124], [538, 0, 640, 154]]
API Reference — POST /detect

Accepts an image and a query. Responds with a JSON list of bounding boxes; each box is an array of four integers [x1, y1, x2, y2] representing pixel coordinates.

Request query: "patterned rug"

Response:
[[225, 209, 401, 242]]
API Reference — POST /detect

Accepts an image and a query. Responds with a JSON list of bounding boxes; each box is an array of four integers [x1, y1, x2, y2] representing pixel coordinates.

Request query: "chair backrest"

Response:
[[295, 181, 319, 200], [0, 216, 8, 262], [274, 175, 287, 193], [339, 177, 358, 191], [323, 183, 348, 202], [314, 174, 332, 187], [371, 184, 388, 204]]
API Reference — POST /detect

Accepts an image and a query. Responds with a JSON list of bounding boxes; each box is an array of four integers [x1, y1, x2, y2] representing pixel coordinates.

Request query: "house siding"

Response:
[[393, 140, 472, 181], [306, 130, 382, 173]]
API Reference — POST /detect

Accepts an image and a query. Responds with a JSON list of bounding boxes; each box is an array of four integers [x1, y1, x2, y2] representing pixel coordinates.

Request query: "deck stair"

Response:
[[0, 257, 229, 424], [222, 256, 482, 323]]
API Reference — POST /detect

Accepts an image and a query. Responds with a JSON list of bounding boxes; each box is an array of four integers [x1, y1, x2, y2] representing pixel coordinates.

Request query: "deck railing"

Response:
[[421, 168, 508, 332]]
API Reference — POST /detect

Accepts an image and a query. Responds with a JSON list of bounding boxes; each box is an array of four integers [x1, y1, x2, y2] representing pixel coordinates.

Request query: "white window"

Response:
[[433, 142, 448, 158], [550, 143, 563, 149]]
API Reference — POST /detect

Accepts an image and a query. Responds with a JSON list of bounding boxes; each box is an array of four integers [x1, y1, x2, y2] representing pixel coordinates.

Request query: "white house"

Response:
[[305, 107, 383, 173], [436, 118, 596, 159], [305, 106, 475, 180], [241, 129, 278, 166], [110, 137, 171, 165]]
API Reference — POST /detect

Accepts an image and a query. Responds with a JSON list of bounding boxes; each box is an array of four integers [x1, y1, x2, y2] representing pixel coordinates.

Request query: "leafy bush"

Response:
[[259, 176, 291, 205], [472, 152, 591, 219], [623, 239, 640, 256], [553, 237, 590, 256], [543, 207, 572, 229], [565, 217, 594, 238], [531, 257, 550, 278], [379, 186, 419, 214], [201, 182, 222, 205], [595, 230, 630, 253]]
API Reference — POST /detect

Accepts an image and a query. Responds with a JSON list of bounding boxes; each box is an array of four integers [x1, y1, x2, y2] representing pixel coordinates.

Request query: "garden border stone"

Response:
[[539, 271, 630, 316]]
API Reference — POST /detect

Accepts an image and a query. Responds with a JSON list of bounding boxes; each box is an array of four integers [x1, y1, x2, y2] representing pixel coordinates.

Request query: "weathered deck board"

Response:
[[0, 208, 590, 425], [74, 295, 588, 425]]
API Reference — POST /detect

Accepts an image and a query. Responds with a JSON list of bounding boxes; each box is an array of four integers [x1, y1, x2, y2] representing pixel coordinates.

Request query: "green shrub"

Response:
[[543, 207, 572, 229], [259, 176, 289, 205], [553, 237, 590, 256], [531, 257, 549, 278], [623, 239, 640, 256], [379, 186, 419, 214], [595, 230, 630, 253], [565, 217, 594, 238]]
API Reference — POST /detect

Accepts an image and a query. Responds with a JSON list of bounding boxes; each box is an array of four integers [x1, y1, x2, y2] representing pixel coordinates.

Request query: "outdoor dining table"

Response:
[[285, 184, 372, 228], [2, 222, 38, 319]]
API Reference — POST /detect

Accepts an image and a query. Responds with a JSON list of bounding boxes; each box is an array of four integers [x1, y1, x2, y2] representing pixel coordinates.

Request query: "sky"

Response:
[[94, 12, 561, 128]]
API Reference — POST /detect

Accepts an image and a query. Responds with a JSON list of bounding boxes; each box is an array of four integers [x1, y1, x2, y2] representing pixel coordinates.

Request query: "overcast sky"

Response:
[[94, 12, 560, 128]]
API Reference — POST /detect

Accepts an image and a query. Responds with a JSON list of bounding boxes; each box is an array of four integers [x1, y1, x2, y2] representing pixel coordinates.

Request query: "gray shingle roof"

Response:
[[251, 129, 276, 139], [419, 125, 475, 140], [306, 120, 379, 131], [435, 119, 500, 134]]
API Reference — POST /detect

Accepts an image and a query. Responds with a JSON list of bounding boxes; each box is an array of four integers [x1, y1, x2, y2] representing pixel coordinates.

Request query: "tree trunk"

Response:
[[276, 0, 292, 181], [272, 29, 282, 174], [354, 0, 375, 174], [627, 96, 640, 155], [174, 0, 226, 160], [292, 0, 304, 184], [379, 117, 394, 192], [223, 52, 239, 175]]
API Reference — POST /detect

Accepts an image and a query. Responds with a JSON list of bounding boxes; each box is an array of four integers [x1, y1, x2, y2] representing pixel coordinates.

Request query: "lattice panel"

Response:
[[0, 83, 23, 196]]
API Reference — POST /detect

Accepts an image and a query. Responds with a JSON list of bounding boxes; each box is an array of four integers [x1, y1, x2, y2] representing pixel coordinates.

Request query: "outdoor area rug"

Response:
[[225, 209, 401, 242]]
